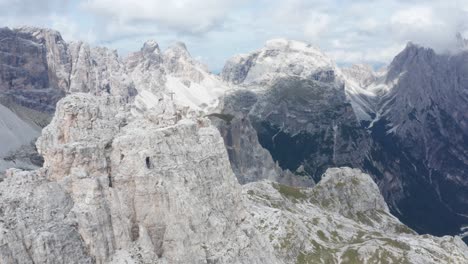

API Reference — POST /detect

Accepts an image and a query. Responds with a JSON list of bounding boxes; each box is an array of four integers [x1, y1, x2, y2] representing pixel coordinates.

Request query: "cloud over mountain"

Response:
[[0, 0, 467, 70]]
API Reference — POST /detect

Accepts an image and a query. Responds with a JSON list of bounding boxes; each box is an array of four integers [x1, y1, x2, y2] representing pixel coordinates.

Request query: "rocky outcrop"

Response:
[[124, 40, 167, 96], [1, 93, 280, 263], [244, 167, 468, 263], [0, 168, 94, 263], [68, 42, 136, 98], [162, 42, 206, 83]]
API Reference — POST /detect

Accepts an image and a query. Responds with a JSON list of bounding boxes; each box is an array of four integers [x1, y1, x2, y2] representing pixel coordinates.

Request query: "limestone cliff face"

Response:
[[124, 40, 167, 97], [210, 89, 315, 187], [220, 40, 370, 182], [1, 93, 467, 263], [0, 27, 68, 113], [68, 42, 136, 98], [0, 27, 136, 173], [0, 168, 94, 263], [0, 27, 227, 176], [0, 27, 135, 112], [2, 93, 279, 263], [343, 44, 468, 238]]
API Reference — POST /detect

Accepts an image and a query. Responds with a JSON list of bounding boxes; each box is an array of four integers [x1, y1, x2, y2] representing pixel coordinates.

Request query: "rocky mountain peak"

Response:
[[386, 42, 436, 83], [264, 38, 328, 58], [16, 26, 65, 43], [163, 41, 197, 67], [222, 38, 335, 85], [456, 32, 468, 49], [125, 40, 164, 70], [312, 167, 389, 216], [123, 38, 229, 112], [166, 41, 189, 54], [141, 39, 161, 54], [163, 41, 208, 82]]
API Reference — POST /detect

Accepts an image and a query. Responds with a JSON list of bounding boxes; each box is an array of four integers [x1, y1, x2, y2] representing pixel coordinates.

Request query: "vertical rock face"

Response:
[[248, 77, 369, 182], [359, 44, 468, 238], [162, 42, 206, 83], [0, 27, 68, 113], [2, 93, 279, 263], [220, 40, 369, 183], [68, 42, 136, 98], [0, 27, 68, 173], [0, 169, 94, 264], [0, 26, 136, 112], [210, 89, 314, 187], [125, 40, 167, 96], [0, 26, 137, 174]]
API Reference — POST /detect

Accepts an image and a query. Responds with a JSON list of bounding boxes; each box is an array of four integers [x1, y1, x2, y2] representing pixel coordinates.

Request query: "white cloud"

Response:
[[391, 6, 435, 28], [76, 0, 468, 69], [0, 0, 68, 15], [50, 15, 97, 43], [81, 0, 241, 35], [0, 0, 467, 71], [357, 18, 379, 33], [390, 4, 468, 52], [303, 12, 331, 40], [328, 44, 405, 65]]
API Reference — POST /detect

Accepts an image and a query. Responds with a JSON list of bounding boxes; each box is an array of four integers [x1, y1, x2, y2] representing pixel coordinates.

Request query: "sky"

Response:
[[1, 0, 468, 72]]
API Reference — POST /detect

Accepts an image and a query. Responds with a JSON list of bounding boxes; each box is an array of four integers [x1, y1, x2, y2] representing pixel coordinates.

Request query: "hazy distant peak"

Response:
[[141, 40, 161, 54], [456, 32, 468, 49]]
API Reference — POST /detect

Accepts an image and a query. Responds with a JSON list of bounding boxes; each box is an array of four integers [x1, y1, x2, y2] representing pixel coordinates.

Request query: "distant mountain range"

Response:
[[0, 27, 467, 263]]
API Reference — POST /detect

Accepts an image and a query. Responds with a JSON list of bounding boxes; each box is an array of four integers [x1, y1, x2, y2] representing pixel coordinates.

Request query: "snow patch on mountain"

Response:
[[222, 38, 335, 85], [127, 40, 231, 113]]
